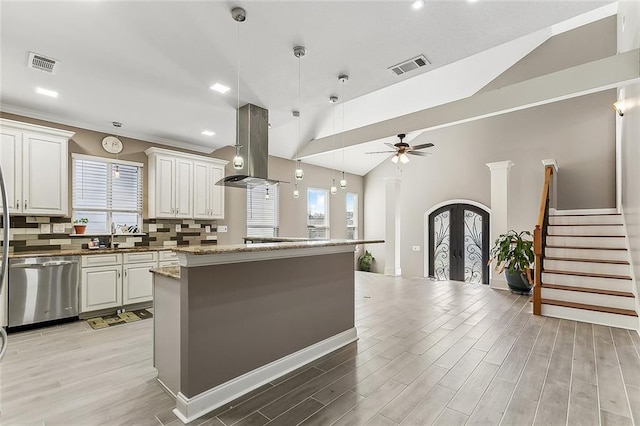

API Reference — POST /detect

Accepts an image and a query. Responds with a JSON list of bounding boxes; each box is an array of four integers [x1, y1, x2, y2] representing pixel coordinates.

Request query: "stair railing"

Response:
[[533, 164, 555, 315]]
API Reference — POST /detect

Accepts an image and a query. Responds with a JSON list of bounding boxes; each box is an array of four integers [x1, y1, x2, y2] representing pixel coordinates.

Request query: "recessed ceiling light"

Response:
[[35, 87, 58, 98], [201, 130, 215, 136], [468, 0, 479, 2], [411, 0, 424, 10], [209, 83, 230, 94]]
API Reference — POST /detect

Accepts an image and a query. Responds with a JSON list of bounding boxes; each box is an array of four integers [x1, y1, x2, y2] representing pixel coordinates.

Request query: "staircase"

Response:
[[539, 210, 639, 329]]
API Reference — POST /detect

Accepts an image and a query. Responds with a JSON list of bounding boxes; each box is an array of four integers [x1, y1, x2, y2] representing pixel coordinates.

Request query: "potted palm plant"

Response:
[[489, 230, 534, 294], [73, 218, 88, 235]]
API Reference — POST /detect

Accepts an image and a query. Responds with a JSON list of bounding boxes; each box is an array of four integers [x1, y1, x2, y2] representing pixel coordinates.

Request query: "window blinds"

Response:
[[72, 155, 143, 232], [247, 184, 279, 237]]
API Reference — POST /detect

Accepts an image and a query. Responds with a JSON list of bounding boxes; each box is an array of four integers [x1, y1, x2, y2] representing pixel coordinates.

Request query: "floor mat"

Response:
[[87, 309, 153, 330]]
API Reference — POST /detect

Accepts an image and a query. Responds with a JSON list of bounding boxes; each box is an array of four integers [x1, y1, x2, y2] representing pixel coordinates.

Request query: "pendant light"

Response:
[[265, 188, 270, 200], [293, 46, 306, 184], [330, 179, 338, 195], [338, 75, 349, 189], [293, 183, 300, 199], [232, 7, 246, 170]]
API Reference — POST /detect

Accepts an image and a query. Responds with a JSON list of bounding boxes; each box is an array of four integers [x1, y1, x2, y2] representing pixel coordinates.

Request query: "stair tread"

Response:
[[548, 224, 623, 226], [541, 283, 635, 298], [550, 214, 621, 217], [543, 269, 632, 280], [545, 257, 629, 265], [546, 245, 627, 251], [540, 298, 638, 317], [547, 234, 624, 238]]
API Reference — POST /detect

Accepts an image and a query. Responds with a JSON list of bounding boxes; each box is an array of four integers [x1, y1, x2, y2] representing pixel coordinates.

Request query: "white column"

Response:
[[486, 160, 514, 290], [384, 177, 401, 276]]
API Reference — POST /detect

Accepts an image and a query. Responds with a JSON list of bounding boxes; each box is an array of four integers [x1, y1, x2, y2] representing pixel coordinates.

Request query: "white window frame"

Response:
[[72, 153, 143, 234], [307, 187, 330, 239], [346, 192, 358, 240], [247, 184, 279, 238]]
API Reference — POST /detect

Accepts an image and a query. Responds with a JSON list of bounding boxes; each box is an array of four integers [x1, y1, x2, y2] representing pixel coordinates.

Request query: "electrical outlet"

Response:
[[175, 224, 181, 232], [148, 224, 157, 232], [218, 225, 228, 233], [52, 223, 65, 234], [40, 223, 51, 234], [205, 225, 211, 233], [412, 246, 421, 252]]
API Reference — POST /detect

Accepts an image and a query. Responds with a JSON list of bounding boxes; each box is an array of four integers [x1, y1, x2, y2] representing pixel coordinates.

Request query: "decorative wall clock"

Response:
[[102, 136, 123, 154]]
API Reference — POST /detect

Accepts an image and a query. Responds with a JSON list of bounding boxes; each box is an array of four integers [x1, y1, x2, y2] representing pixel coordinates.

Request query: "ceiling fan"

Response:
[[367, 133, 434, 164]]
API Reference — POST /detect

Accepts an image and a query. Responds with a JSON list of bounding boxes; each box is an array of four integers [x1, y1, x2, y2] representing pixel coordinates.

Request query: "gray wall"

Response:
[[364, 90, 616, 277], [480, 16, 616, 92]]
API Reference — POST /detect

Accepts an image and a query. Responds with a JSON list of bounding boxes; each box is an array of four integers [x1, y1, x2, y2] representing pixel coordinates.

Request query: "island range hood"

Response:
[[216, 103, 284, 188]]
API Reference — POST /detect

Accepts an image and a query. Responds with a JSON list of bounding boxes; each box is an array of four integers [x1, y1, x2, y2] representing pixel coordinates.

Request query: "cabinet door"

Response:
[[22, 133, 67, 215], [0, 129, 23, 214], [155, 156, 176, 218], [193, 162, 210, 219], [209, 164, 225, 219], [175, 158, 193, 218], [81, 265, 122, 313], [123, 262, 156, 305]]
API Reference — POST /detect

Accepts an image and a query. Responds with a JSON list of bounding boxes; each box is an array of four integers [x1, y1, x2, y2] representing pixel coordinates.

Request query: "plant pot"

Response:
[[505, 269, 532, 294], [73, 225, 87, 235]]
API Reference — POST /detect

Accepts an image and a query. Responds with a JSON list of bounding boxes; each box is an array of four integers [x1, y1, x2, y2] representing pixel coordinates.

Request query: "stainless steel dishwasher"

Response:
[[8, 256, 79, 328]]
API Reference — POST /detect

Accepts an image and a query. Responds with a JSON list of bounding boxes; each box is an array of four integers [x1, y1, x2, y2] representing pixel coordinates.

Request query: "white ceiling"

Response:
[[0, 0, 614, 175]]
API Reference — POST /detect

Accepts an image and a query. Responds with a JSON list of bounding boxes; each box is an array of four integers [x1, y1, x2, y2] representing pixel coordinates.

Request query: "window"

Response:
[[346, 193, 358, 239], [247, 184, 279, 237], [307, 188, 329, 239], [72, 154, 143, 234]]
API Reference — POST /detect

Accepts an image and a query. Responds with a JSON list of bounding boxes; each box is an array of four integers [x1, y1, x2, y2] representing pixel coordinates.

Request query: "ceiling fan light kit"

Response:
[[366, 133, 434, 165]]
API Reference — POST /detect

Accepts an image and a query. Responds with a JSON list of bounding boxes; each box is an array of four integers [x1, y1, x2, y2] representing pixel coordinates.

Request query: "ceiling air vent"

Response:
[[27, 52, 59, 74], [388, 55, 430, 76]]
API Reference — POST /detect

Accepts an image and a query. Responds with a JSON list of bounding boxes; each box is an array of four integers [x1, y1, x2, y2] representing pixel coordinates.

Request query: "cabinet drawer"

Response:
[[82, 253, 122, 267], [159, 260, 179, 268], [158, 250, 178, 261], [124, 251, 158, 264]]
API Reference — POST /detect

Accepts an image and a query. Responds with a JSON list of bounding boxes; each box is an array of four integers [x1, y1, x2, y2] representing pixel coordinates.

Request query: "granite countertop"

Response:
[[9, 246, 175, 259], [242, 236, 322, 243], [151, 265, 180, 280], [173, 239, 384, 256]]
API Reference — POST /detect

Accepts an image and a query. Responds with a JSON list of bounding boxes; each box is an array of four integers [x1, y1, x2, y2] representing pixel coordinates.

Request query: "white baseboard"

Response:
[[173, 327, 358, 423], [384, 267, 402, 276], [550, 208, 618, 215]]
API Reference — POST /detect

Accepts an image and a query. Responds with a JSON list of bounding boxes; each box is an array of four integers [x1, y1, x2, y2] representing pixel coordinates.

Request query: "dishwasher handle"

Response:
[[11, 260, 78, 268]]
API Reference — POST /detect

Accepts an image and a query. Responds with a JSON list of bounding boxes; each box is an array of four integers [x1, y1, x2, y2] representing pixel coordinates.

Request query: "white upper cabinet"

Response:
[[193, 160, 225, 219], [0, 119, 73, 216], [145, 147, 227, 220]]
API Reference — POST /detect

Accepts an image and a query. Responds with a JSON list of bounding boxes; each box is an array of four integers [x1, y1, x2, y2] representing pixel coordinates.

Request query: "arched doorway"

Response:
[[427, 203, 490, 284]]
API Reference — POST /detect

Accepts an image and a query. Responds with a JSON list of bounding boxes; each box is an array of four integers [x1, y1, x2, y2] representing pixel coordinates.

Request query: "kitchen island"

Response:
[[151, 239, 382, 423]]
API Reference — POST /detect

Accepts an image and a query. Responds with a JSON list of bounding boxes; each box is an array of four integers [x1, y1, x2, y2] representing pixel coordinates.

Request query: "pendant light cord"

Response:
[[236, 20, 240, 153], [297, 52, 301, 160]]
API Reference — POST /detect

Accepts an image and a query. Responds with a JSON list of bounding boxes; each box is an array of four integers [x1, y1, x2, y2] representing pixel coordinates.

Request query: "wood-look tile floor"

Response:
[[2, 272, 640, 426]]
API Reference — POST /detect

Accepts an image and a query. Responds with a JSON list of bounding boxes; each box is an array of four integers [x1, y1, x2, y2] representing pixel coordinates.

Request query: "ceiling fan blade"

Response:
[[366, 151, 397, 154], [411, 142, 434, 150], [407, 151, 431, 156], [384, 142, 396, 149]]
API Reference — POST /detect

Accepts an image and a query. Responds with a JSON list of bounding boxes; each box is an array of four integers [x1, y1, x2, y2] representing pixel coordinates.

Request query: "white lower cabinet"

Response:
[[81, 265, 122, 312], [81, 251, 159, 314], [123, 262, 156, 305]]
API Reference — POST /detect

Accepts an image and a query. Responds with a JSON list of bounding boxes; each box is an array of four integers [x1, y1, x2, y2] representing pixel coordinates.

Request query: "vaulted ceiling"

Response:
[[0, 1, 615, 175]]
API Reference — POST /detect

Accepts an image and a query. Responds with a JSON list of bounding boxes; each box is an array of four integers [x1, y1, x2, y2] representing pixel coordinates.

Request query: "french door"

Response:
[[428, 204, 489, 284]]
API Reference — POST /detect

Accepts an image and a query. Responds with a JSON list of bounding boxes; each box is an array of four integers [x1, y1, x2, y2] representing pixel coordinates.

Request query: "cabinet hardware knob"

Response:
[[118, 270, 121, 278], [24, 200, 27, 209], [16, 200, 19, 209]]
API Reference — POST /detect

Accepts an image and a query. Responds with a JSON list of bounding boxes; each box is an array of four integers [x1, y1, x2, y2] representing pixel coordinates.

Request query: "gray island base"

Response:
[[152, 239, 383, 423]]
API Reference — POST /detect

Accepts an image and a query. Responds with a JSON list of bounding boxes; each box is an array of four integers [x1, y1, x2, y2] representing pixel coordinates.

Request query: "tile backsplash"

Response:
[[1, 216, 218, 253]]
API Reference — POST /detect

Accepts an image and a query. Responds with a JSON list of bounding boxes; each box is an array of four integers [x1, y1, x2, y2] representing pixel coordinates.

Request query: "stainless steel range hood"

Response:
[[216, 103, 283, 188]]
